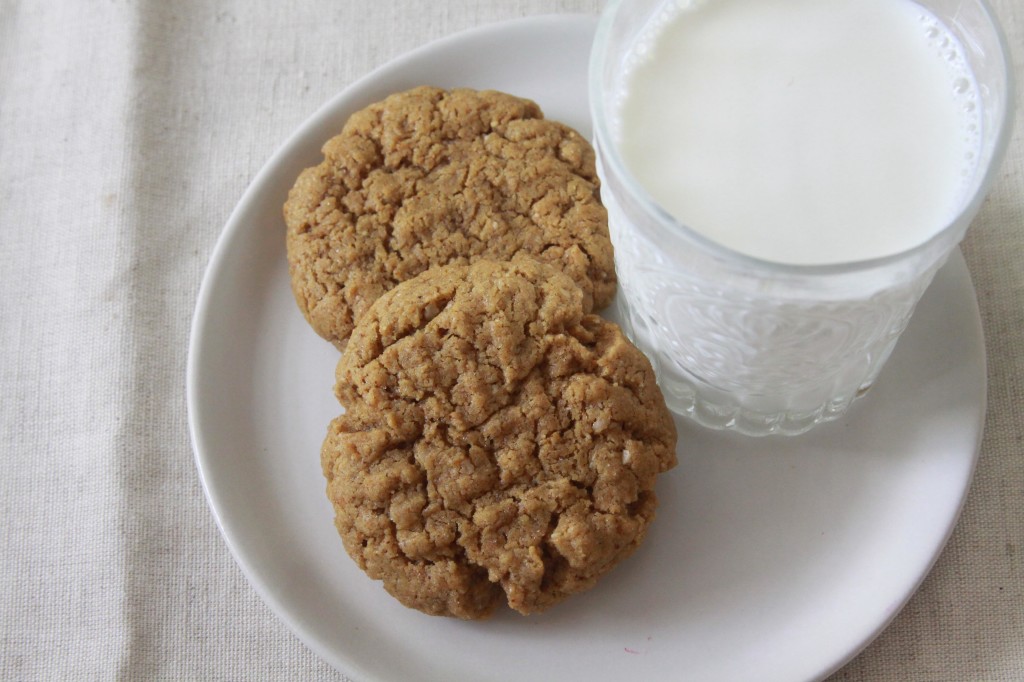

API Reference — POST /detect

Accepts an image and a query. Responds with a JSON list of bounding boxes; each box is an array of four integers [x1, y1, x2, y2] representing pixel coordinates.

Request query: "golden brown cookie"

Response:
[[284, 86, 616, 349], [321, 257, 676, 619]]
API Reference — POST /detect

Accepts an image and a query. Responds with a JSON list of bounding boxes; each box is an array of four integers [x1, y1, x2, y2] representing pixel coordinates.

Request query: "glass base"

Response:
[[660, 379, 863, 437], [615, 294, 869, 437]]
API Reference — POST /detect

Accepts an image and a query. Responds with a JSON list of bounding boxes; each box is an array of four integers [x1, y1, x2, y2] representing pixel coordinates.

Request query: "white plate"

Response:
[[187, 15, 985, 682]]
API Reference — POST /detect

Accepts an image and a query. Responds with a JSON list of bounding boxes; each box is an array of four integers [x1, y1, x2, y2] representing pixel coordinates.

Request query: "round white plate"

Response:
[[187, 15, 985, 682]]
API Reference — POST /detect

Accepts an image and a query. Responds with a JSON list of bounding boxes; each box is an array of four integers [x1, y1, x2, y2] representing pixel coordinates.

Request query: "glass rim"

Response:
[[588, 0, 1017, 277]]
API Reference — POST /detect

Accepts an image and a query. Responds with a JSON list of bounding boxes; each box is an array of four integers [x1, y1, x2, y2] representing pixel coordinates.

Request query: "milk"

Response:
[[615, 0, 982, 265]]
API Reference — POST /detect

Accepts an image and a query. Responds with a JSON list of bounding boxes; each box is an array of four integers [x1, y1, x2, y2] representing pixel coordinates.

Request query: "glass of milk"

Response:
[[590, 0, 1014, 435]]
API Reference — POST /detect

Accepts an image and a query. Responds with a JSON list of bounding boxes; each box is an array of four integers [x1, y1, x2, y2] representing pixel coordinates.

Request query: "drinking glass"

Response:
[[590, 0, 1014, 435]]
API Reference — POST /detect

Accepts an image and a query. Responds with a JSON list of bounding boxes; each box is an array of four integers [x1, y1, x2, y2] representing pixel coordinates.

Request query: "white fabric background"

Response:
[[1, 0, 1021, 679]]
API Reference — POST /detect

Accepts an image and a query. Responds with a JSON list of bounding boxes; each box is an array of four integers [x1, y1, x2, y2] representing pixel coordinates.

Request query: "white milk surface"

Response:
[[616, 0, 981, 265]]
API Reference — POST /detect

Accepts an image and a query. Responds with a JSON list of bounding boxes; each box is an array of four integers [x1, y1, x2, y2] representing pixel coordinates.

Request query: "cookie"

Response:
[[284, 86, 616, 349], [321, 257, 677, 619]]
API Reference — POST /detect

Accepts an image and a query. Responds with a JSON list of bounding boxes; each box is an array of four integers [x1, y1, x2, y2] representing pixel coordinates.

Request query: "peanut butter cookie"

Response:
[[321, 257, 676, 619], [284, 86, 616, 349]]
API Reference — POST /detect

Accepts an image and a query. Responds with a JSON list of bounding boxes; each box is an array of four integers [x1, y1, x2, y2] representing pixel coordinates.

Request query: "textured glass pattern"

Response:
[[605, 187, 945, 435]]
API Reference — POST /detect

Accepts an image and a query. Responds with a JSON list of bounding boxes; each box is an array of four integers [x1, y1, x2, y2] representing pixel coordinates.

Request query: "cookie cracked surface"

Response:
[[285, 86, 616, 349], [321, 258, 676, 619]]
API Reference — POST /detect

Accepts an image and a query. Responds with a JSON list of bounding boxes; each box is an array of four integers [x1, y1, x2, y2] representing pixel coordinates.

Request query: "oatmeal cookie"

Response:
[[284, 86, 616, 349], [321, 257, 676, 619]]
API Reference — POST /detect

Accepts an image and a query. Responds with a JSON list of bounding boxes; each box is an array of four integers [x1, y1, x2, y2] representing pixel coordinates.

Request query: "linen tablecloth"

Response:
[[2, 0, 1021, 679]]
